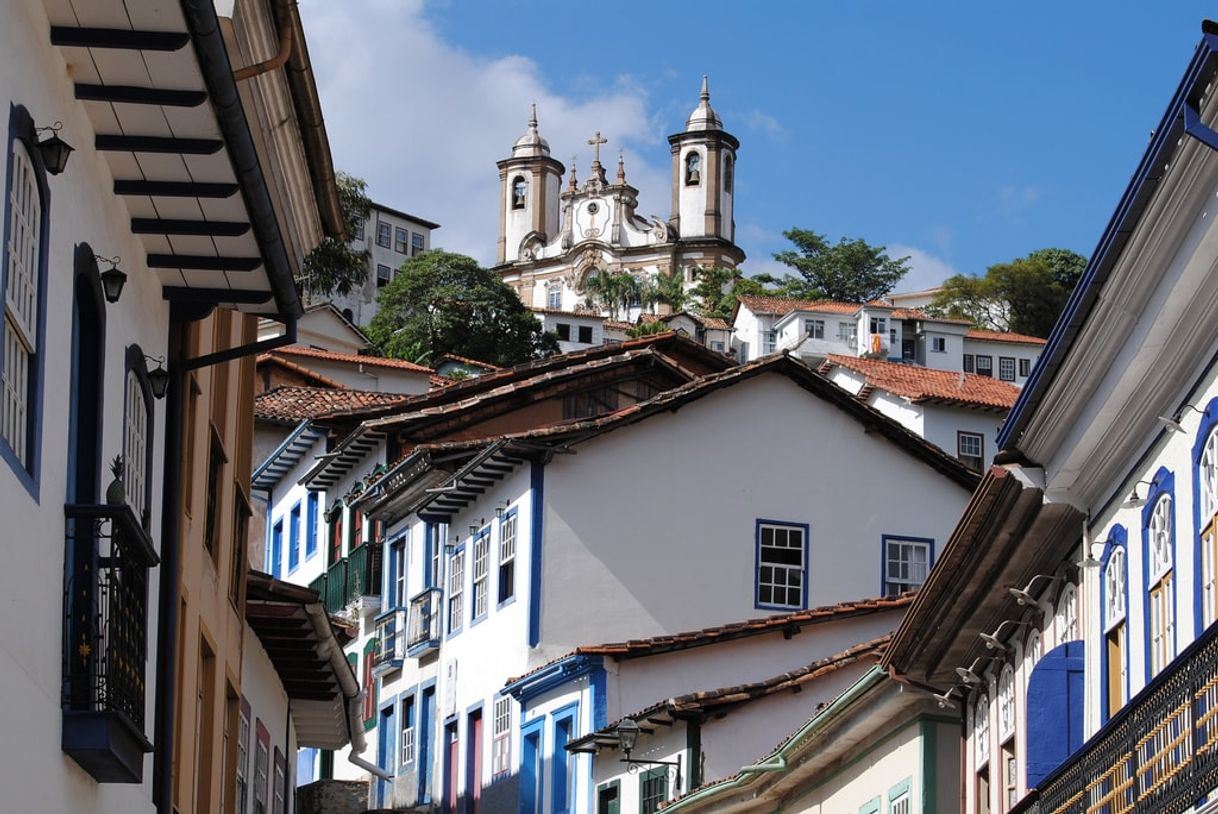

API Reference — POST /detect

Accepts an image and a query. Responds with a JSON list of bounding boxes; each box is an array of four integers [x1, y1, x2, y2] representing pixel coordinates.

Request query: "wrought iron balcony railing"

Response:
[[374, 608, 407, 669], [308, 543, 383, 615], [407, 588, 443, 655], [62, 503, 157, 783], [1012, 620, 1218, 814]]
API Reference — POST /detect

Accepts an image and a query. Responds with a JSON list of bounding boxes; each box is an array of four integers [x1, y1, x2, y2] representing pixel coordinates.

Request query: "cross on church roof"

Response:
[[587, 131, 607, 165]]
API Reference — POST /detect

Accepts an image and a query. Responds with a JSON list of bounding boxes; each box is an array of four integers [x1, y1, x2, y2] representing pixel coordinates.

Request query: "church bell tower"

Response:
[[497, 105, 565, 264], [668, 76, 738, 243]]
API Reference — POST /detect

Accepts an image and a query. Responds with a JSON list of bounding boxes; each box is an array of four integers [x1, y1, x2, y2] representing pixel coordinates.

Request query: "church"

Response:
[[494, 78, 746, 319]]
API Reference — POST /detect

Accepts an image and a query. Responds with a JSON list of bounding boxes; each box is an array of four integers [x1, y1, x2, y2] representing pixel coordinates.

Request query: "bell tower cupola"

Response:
[[497, 105, 566, 263], [668, 76, 738, 243]]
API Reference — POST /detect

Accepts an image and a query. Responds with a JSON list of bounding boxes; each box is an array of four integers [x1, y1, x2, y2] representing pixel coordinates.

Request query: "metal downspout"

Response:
[[232, 0, 293, 82]]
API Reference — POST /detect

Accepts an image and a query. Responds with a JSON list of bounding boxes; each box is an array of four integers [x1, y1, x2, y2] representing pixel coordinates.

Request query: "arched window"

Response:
[[1024, 629, 1041, 676], [123, 346, 155, 528], [997, 665, 1015, 740], [1200, 427, 1218, 627], [724, 155, 734, 193], [1102, 538, 1127, 720], [1147, 490, 1175, 675], [973, 692, 990, 766], [1055, 583, 1078, 642], [68, 245, 106, 505], [547, 282, 562, 311], [511, 176, 527, 209], [685, 151, 701, 186]]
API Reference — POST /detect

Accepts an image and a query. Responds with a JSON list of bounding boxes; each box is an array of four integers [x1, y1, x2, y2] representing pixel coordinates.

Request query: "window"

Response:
[[330, 508, 344, 566], [958, 432, 984, 472], [597, 782, 620, 814], [1025, 630, 1041, 676], [1019, 358, 1031, 377], [306, 493, 319, 559], [353, 219, 365, 241], [412, 232, 425, 256], [448, 546, 464, 634], [684, 151, 701, 186], [712, 341, 725, 352], [552, 712, 574, 813], [394, 226, 408, 254], [288, 503, 301, 573], [870, 316, 887, 335], [499, 510, 517, 604], [362, 640, 377, 724], [804, 319, 824, 339], [1, 128, 45, 479], [639, 767, 668, 814], [123, 367, 151, 524], [512, 176, 527, 209], [975, 355, 993, 377], [401, 695, 416, 765], [271, 520, 283, 579], [883, 536, 931, 596], [392, 538, 407, 608], [236, 702, 250, 814], [977, 766, 991, 814], [376, 221, 391, 248], [890, 793, 910, 814], [350, 510, 364, 550], [472, 529, 489, 622], [997, 665, 1015, 740], [764, 330, 777, 354], [1203, 430, 1218, 628], [1105, 542, 1128, 718], [1001, 742, 1017, 812], [547, 284, 562, 310], [837, 321, 857, 347], [973, 693, 990, 766], [273, 749, 285, 814], [931, 336, 947, 353], [492, 696, 511, 777], [1147, 493, 1174, 675], [1055, 583, 1078, 642], [427, 521, 444, 589], [231, 488, 250, 605], [999, 357, 1016, 382], [377, 264, 392, 287], [578, 325, 593, 344], [724, 155, 733, 193], [253, 722, 269, 814], [205, 433, 226, 556], [963, 353, 975, 373], [756, 521, 807, 610], [556, 323, 571, 341]]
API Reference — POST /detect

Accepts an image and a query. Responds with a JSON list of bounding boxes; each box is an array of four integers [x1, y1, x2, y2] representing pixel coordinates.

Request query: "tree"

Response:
[[689, 266, 782, 320], [772, 228, 910, 302], [626, 319, 669, 338], [648, 269, 688, 313], [584, 271, 642, 320], [367, 251, 558, 366], [928, 248, 1083, 337], [299, 172, 373, 299]]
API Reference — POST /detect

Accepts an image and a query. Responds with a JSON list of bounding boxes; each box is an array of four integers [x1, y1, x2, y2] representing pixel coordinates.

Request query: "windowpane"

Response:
[[473, 531, 489, 619], [499, 513, 516, 604], [124, 370, 149, 523], [2, 140, 40, 466], [411, 232, 425, 256], [376, 222, 391, 248], [394, 226, 408, 254], [448, 548, 464, 632], [757, 523, 805, 609], [999, 357, 1016, 381]]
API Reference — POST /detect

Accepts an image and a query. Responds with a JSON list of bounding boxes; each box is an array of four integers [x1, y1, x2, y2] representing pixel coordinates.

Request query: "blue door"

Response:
[[521, 719, 543, 814], [379, 704, 397, 806], [271, 520, 283, 578], [419, 686, 437, 804]]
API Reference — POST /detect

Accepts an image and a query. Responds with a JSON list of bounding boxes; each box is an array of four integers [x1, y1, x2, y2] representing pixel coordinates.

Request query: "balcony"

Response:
[[62, 503, 157, 783], [1012, 621, 1218, 814], [373, 608, 406, 673], [308, 543, 382, 616], [407, 588, 443, 656]]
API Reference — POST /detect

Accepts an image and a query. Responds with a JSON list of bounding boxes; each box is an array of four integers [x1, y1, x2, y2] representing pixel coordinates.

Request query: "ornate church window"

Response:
[[1147, 493, 1174, 675], [511, 176, 527, 209], [724, 155, 734, 193], [685, 151, 701, 186]]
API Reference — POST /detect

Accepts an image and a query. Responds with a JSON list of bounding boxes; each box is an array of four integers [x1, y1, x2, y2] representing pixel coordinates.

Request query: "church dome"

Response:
[[512, 104, 551, 157], [685, 75, 722, 132]]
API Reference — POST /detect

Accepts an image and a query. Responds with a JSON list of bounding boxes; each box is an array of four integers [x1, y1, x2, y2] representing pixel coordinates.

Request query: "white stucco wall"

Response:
[[678, 145, 707, 238], [963, 337, 1042, 386]]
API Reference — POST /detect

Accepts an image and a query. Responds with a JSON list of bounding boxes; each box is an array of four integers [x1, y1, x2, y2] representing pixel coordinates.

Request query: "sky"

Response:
[[298, 1, 1217, 293]]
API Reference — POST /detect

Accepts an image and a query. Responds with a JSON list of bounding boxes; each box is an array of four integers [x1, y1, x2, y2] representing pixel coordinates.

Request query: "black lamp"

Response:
[[617, 718, 640, 757], [95, 255, 126, 304], [615, 717, 680, 783], [145, 356, 170, 399], [35, 122, 73, 175]]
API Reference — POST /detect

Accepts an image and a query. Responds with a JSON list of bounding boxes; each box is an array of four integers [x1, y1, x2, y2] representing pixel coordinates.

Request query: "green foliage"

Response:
[[626, 319, 669, 338], [367, 251, 558, 366], [648, 269, 687, 313], [584, 271, 644, 320], [928, 248, 1082, 337], [772, 228, 910, 303], [299, 172, 373, 299], [689, 266, 782, 320]]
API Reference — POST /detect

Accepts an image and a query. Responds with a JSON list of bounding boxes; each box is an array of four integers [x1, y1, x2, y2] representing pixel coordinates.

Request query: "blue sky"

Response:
[[300, 1, 1216, 291]]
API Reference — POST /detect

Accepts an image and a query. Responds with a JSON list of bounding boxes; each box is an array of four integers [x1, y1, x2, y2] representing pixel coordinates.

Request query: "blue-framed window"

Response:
[[1100, 525, 1128, 723], [755, 519, 809, 610], [306, 492, 319, 559], [551, 704, 577, 814], [471, 526, 490, 624], [1142, 468, 1176, 680], [390, 536, 407, 608], [288, 502, 301, 573], [400, 692, 416, 766], [491, 695, 512, 778], [498, 508, 517, 606], [881, 535, 934, 597], [447, 544, 465, 636], [423, 519, 445, 589], [521, 718, 543, 814], [271, 519, 284, 578], [1194, 400, 1218, 634], [0, 105, 50, 500]]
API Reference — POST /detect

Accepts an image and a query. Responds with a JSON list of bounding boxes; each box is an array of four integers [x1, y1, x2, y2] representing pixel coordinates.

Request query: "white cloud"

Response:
[[886, 244, 960, 293], [298, 0, 671, 266], [740, 109, 787, 141]]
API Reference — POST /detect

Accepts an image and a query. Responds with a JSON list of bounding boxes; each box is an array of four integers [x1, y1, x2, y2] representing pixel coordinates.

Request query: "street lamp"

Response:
[[145, 356, 170, 399], [95, 255, 127, 304], [615, 718, 681, 784], [35, 121, 73, 175]]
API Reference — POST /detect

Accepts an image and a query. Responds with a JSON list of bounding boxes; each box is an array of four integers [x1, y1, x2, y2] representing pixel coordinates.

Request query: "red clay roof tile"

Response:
[[823, 354, 1020, 410]]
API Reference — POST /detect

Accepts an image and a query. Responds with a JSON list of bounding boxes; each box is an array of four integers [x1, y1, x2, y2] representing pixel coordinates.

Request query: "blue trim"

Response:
[[270, 518, 283, 579], [529, 461, 545, 647], [1098, 525, 1129, 725], [418, 679, 437, 804], [441, 717, 458, 814], [589, 664, 607, 730], [0, 104, 50, 502], [999, 33, 1218, 451], [754, 518, 811, 611], [1193, 396, 1218, 635], [497, 507, 519, 609], [503, 654, 602, 710], [471, 525, 491, 627], [264, 488, 273, 570], [399, 689, 417, 770], [878, 534, 935, 596], [1141, 467, 1177, 683], [287, 500, 301, 574], [388, 534, 407, 609], [305, 491, 319, 559], [887, 777, 911, 807], [66, 245, 106, 506], [377, 695, 398, 807], [465, 700, 485, 809], [251, 420, 314, 489], [446, 543, 465, 639], [550, 701, 578, 814], [520, 717, 544, 814]]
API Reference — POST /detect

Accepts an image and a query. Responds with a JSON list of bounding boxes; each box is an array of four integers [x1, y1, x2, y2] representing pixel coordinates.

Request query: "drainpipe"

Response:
[[232, 0, 293, 82], [344, 690, 393, 781]]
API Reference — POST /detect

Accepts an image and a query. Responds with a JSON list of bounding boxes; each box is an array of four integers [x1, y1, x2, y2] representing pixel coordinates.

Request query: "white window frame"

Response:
[[236, 708, 250, 814], [1018, 357, 1031, 377], [123, 368, 149, 523], [1024, 630, 1041, 678], [931, 336, 946, 353], [973, 693, 990, 766], [1104, 547, 1126, 631], [1148, 494, 1174, 674], [375, 221, 391, 249], [883, 536, 931, 596], [448, 546, 464, 634], [958, 432, 984, 471], [492, 695, 512, 777], [837, 321, 857, 346], [472, 528, 489, 621], [997, 665, 1015, 740], [998, 356, 1016, 381], [756, 521, 806, 610], [499, 511, 517, 605], [1204, 429, 1218, 626], [764, 330, 777, 354], [401, 695, 416, 765], [547, 283, 562, 310], [804, 318, 824, 339], [2, 138, 41, 469], [1055, 583, 1078, 642]]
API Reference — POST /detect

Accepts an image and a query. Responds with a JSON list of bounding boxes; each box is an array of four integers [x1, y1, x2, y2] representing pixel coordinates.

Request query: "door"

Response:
[[419, 686, 436, 804], [444, 721, 459, 814], [467, 709, 483, 814], [520, 719, 543, 814], [378, 704, 396, 807]]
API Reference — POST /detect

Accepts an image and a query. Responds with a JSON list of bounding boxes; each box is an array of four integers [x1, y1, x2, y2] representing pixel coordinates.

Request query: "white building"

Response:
[[529, 307, 609, 353], [318, 200, 440, 327], [496, 81, 745, 326]]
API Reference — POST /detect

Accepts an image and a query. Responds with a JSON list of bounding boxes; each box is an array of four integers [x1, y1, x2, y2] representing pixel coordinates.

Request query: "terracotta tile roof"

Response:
[[692, 314, 731, 330], [737, 295, 860, 317], [254, 386, 414, 424], [603, 320, 632, 331], [966, 328, 1048, 345], [269, 345, 432, 373], [433, 353, 502, 371], [528, 306, 605, 319], [821, 354, 1020, 410], [256, 353, 347, 390]]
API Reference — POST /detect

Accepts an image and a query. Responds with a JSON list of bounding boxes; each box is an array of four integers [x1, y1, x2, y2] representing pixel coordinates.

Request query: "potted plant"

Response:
[[106, 455, 125, 505]]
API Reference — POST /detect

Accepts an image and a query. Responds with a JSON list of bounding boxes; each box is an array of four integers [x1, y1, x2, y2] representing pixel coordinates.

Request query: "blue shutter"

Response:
[[1026, 641, 1086, 788], [521, 720, 543, 814]]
